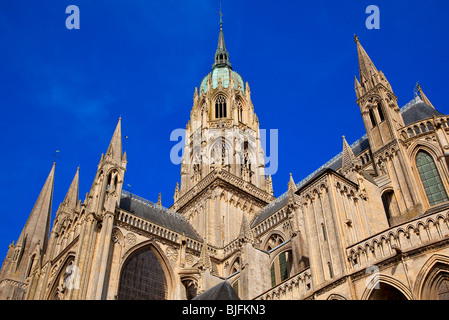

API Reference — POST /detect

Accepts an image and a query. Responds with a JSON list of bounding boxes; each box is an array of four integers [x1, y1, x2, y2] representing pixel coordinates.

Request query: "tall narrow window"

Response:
[[215, 95, 227, 119], [237, 100, 243, 122], [328, 262, 334, 279], [416, 150, 449, 206], [269, 250, 292, 287], [369, 108, 377, 127], [381, 190, 398, 227], [377, 103, 385, 122], [321, 223, 327, 241]]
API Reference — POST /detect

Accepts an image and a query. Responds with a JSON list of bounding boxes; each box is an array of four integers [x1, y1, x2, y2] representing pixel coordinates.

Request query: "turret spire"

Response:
[[60, 167, 79, 212], [212, 7, 231, 70], [355, 35, 378, 85], [17, 162, 55, 255], [105, 117, 123, 164]]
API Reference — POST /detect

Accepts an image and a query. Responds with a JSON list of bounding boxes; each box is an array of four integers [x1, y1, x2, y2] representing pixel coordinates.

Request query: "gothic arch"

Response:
[[263, 230, 287, 252], [361, 274, 412, 300], [213, 94, 228, 119], [327, 293, 347, 300], [411, 147, 449, 207], [380, 188, 399, 226], [409, 140, 444, 160], [228, 256, 241, 276], [117, 240, 175, 300], [414, 254, 449, 300], [46, 253, 77, 300], [180, 275, 199, 300], [236, 98, 245, 122], [208, 137, 233, 168]]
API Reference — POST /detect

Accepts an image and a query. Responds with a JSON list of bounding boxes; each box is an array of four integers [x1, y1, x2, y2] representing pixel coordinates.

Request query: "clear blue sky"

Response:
[[0, 0, 448, 262]]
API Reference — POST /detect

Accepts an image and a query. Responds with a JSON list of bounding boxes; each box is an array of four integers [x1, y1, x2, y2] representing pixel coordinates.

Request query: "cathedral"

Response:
[[1, 17, 449, 301]]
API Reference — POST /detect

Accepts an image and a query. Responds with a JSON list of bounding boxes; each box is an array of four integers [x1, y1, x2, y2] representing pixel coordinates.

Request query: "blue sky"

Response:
[[0, 0, 448, 262]]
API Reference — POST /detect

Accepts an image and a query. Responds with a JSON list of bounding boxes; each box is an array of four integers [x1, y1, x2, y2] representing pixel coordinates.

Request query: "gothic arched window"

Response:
[[118, 247, 168, 300], [237, 100, 243, 122], [416, 150, 449, 206], [215, 95, 227, 119], [438, 279, 449, 300], [265, 234, 284, 251], [270, 250, 292, 287]]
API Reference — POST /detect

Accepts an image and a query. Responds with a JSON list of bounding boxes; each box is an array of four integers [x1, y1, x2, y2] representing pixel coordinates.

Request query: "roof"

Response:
[[192, 281, 240, 300], [401, 98, 443, 125], [119, 191, 202, 241], [250, 95, 446, 228], [200, 67, 244, 94], [251, 195, 287, 227]]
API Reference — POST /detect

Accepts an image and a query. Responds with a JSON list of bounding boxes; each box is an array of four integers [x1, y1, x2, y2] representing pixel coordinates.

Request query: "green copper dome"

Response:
[[199, 16, 245, 94], [200, 67, 244, 94]]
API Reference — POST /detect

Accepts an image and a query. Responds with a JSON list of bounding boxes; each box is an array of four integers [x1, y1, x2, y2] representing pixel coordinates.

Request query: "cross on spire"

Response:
[[218, 1, 223, 25], [212, 1, 232, 70]]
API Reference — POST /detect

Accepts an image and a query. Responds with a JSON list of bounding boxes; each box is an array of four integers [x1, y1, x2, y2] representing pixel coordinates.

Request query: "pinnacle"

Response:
[[355, 37, 378, 84], [105, 117, 123, 164], [417, 83, 435, 109], [61, 167, 80, 212]]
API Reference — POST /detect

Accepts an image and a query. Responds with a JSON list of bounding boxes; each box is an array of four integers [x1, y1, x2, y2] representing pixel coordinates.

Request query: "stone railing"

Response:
[[223, 237, 240, 257], [346, 209, 449, 271], [116, 210, 203, 252], [253, 268, 313, 300], [399, 115, 449, 140]]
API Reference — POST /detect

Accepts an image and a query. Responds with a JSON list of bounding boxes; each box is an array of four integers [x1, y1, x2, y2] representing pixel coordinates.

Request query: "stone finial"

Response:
[[239, 210, 255, 244], [417, 83, 435, 109]]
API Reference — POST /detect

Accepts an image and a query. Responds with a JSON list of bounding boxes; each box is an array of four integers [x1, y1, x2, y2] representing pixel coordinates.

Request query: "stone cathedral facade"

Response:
[[1, 21, 449, 300]]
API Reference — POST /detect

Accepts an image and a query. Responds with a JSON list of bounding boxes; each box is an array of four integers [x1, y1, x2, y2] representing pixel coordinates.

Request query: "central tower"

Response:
[[171, 17, 275, 248]]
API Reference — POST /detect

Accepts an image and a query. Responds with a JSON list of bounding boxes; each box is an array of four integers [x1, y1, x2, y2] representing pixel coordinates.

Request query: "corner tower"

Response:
[[172, 17, 275, 247], [354, 36, 422, 222]]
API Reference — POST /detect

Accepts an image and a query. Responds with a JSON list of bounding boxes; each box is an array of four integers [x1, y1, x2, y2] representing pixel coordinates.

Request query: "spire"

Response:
[[288, 173, 297, 191], [341, 136, 360, 179], [212, 7, 232, 70], [105, 117, 123, 164], [354, 35, 378, 85], [287, 173, 298, 205], [61, 167, 79, 212], [417, 83, 435, 109], [17, 162, 55, 255], [239, 210, 254, 244]]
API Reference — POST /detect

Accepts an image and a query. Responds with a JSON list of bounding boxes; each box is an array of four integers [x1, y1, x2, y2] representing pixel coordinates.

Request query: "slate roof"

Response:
[[119, 191, 202, 241], [192, 281, 240, 300], [250, 96, 445, 228], [401, 99, 443, 125]]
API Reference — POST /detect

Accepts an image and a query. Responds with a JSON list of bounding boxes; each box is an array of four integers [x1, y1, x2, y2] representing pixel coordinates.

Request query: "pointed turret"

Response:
[[198, 241, 212, 272], [341, 136, 355, 171], [341, 136, 360, 181], [355, 35, 378, 85], [417, 83, 435, 109], [105, 117, 123, 165], [239, 210, 254, 244], [17, 162, 55, 258], [157, 193, 162, 206], [354, 35, 392, 98], [60, 167, 79, 212], [212, 11, 232, 70]]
